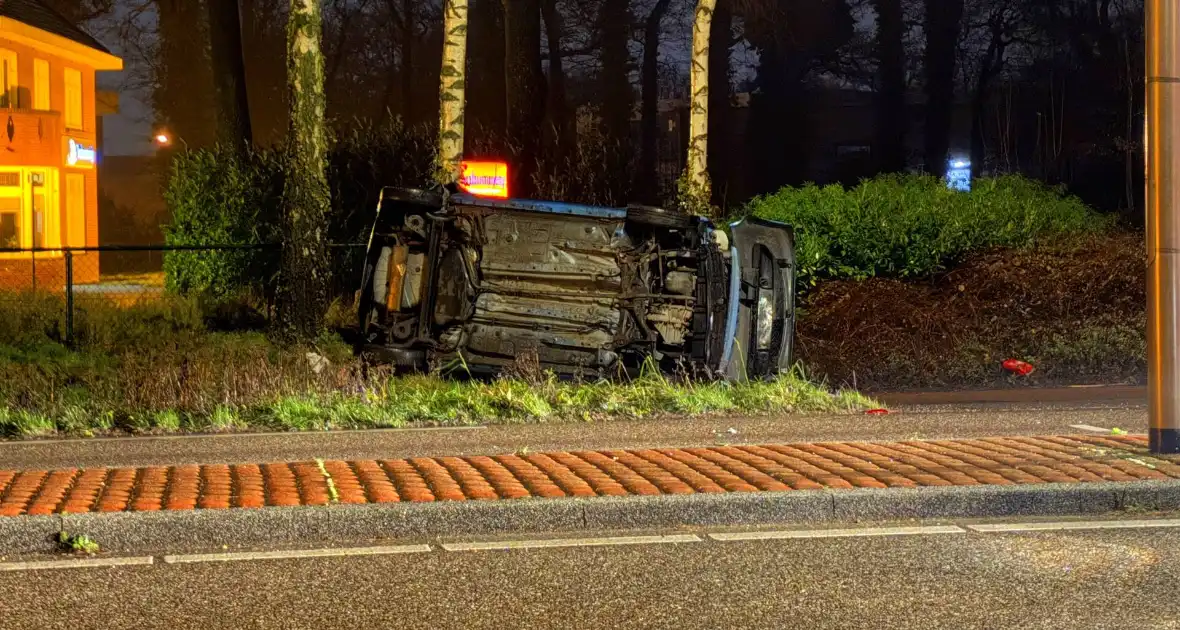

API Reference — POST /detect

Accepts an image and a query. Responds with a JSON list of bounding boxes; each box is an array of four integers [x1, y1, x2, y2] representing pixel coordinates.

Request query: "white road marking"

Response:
[[162, 544, 432, 564], [967, 519, 1180, 533], [708, 525, 967, 542], [442, 534, 702, 552], [1069, 424, 1113, 433], [0, 556, 154, 572]]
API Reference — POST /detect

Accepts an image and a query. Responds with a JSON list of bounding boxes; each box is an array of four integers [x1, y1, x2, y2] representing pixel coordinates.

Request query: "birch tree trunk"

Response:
[[276, 0, 331, 340], [436, 0, 470, 185], [682, 0, 716, 216]]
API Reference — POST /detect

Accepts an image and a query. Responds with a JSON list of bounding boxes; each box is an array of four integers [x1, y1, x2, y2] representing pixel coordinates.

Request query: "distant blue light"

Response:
[[946, 157, 971, 192]]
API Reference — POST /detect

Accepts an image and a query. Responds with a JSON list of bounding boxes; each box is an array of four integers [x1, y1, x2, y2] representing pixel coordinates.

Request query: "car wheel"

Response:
[[626, 203, 694, 228], [384, 187, 444, 208]]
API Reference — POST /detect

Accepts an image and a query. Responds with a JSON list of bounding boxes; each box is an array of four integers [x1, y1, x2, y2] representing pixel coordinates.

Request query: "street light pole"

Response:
[[1147, 0, 1180, 453]]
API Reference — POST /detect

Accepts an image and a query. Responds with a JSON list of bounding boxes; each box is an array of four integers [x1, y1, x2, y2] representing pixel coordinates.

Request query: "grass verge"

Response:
[[0, 371, 874, 440], [0, 294, 873, 440]]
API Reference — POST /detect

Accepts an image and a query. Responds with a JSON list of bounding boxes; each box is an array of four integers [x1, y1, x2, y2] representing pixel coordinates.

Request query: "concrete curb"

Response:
[[4, 480, 1180, 555], [874, 385, 1146, 407]]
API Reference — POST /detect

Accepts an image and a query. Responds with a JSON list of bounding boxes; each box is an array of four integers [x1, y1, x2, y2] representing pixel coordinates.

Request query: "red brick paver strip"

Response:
[[0, 435, 1177, 517]]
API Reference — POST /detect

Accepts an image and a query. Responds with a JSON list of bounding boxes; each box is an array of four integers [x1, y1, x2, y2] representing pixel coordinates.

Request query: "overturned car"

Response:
[[357, 177, 796, 381]]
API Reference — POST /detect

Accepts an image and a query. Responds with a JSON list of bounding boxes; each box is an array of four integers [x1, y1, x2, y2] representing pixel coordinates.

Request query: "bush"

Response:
[[163, 118, 438, 301], [745, 174, 1113, 287], [163, 145, 284, 298]]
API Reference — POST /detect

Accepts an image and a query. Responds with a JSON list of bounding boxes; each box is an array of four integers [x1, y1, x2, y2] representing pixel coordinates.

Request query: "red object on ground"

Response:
[[1002, 358, 1036, 376], [865, 408, 890, 415]]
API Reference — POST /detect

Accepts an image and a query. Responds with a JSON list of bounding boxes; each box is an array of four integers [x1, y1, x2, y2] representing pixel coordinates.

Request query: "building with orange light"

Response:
[[0, 1, 121, 286]]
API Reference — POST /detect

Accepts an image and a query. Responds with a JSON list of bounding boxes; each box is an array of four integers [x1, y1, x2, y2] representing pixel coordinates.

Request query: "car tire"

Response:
[[384, 187, 444, 208], [626, 204, 694, 228]]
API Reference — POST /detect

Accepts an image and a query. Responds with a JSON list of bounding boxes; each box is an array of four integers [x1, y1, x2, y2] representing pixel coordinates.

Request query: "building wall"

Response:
[[0, 34, 100, 285]]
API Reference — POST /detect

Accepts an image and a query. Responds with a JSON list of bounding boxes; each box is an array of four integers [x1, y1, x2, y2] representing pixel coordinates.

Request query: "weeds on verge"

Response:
[[57, 532, 100, 555]]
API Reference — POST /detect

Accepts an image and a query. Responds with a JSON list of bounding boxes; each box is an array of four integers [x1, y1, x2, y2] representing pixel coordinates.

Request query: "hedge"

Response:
[[746, 174, 1113, 287]]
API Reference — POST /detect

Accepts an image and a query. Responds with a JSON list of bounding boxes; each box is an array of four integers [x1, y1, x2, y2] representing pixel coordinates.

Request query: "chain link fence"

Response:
[[0, 243, 367, 346]]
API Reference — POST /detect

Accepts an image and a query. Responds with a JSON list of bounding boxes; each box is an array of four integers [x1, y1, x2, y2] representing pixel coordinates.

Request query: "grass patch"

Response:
[[0, 292, 873, 440], [0, 371, 873, 439]]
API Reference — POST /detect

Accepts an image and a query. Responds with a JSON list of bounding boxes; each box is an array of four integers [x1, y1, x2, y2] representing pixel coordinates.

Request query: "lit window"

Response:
[[66, 174, 85, 248], [64, 68, 82, 129], [33, 59, 49, 111], [0, 50, 18, 109], [0, 170, 61, 253], [0, 197, 18, 249]]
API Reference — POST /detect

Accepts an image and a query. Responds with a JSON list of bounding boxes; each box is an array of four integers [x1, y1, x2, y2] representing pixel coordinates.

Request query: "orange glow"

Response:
[[458, 161, 509, 198]]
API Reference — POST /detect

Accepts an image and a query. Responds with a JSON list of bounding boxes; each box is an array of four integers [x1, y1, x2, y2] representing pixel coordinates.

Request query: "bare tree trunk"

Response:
[[639, 0, 673, 202], [401, 0, 415, 125], [873, 0, 906, 173], [600, 0, 632, 188], [1121, 31, 1136, 217], [682, 0, 716, 215], [707, 0, 731, 208], [277, 0, 331, 340], [156, 0, 217, 149], [541, 0, 573, 159], [922, 0, 963, 174], [970, 12, 1007, 174], [467, 0, 506, 150], [436, 0, 470, 185], [503, 0, 544, 197], [207, 0, 254, 147]]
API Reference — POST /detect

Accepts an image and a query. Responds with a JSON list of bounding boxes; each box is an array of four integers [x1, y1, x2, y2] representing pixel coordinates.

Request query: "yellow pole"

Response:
[[1147, 0, 1180, 453]]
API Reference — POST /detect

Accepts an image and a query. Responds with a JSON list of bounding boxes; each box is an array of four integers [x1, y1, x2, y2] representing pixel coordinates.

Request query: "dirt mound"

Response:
[[797, 233, 1146, 391]]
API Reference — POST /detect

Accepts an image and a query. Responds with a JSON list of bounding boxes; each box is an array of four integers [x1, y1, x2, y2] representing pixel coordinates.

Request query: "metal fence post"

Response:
[[64, 249, 74, 347], [30, 249, 35, 292]]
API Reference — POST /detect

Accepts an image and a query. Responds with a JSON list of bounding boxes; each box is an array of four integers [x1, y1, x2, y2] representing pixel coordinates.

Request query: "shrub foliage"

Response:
[[162, 146, 283, 297], [163, 119, 437, 299], [746, 174, 1112, 286]]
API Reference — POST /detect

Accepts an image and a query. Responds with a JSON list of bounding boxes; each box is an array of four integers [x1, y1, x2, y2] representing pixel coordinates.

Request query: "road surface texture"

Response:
[[0, 401, 1148, 470], [2, 519, 1178, 629]]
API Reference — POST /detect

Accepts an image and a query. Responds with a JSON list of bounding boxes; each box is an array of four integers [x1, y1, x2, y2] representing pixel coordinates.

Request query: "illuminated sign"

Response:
[[458, 161, 509, 198], [66, 138, 97, 168]]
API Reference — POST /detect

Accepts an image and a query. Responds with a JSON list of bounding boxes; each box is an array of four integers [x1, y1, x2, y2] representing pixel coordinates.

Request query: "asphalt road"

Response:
[[0, 401, 1148, 470], [2, 520, 1178, 629]]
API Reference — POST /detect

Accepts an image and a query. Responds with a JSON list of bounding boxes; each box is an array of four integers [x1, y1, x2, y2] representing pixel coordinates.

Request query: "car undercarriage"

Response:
[[357, 188, 796, 381]]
